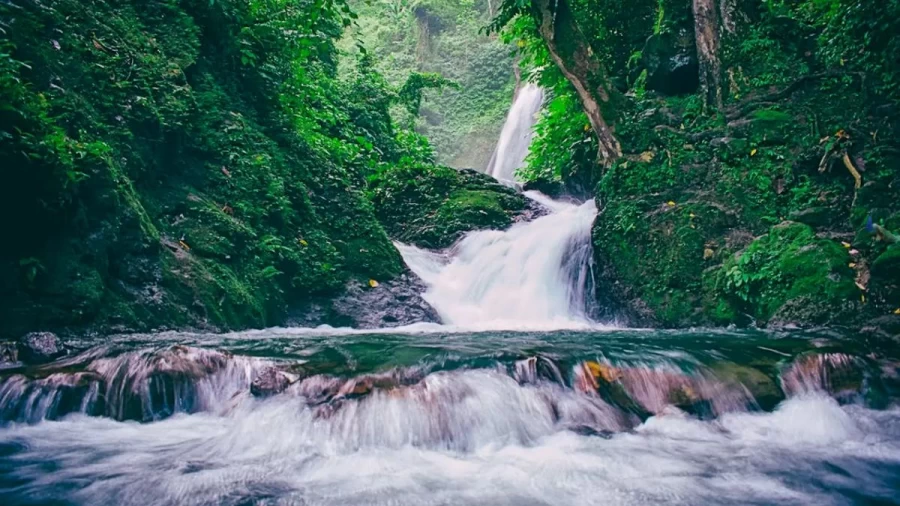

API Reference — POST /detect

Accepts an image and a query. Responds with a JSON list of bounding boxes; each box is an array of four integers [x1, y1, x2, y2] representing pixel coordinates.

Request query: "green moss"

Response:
[[370, 165, 529, 249], [715, 222, 858, 324], [0, 0, 410, 336]]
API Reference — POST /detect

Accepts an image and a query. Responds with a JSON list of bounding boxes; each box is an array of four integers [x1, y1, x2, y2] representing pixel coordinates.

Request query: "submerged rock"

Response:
[[17, 332, 64, 364]]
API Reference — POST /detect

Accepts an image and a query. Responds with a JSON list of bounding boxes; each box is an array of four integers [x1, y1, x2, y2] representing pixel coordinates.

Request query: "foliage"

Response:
[[0, 0, 430, 336], [343, 0, 516, 168]]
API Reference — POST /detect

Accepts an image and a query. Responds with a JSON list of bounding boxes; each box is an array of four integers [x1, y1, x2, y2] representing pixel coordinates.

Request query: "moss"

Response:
[[370, 165, 529, 249], [0, 0, 408, 337], [715, 222, 858, 325]]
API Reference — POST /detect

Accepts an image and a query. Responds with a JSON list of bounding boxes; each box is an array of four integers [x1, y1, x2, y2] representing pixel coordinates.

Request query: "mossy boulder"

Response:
[[592, 190, 738, 327], [370, 165, 532, 249], [713, 222, 859, 326], [870, 244, 900, 309]]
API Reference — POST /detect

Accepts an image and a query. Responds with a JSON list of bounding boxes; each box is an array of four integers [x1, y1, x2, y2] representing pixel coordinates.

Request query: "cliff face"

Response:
[[0, 0, 421, 336]]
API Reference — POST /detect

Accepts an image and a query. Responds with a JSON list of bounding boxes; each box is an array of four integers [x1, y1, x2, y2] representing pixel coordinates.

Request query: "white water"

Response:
[[485, 84, 544, 184], [398, 191, 600, 331], [3, 393, 898, 505]]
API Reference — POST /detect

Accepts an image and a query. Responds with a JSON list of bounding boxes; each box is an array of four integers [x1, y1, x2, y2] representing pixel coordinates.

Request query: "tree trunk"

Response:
[[693, 0, 724, 111], [534, 0, 621, 165]]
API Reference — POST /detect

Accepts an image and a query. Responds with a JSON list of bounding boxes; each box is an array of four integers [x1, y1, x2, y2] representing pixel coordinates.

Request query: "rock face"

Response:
[[642, 31, 699, 96], [18, 332, 65, 364], [288, 271, 440, 329]]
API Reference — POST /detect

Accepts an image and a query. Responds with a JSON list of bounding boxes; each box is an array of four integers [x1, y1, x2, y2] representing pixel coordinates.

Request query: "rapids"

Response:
[[1, 329, 899, 505]]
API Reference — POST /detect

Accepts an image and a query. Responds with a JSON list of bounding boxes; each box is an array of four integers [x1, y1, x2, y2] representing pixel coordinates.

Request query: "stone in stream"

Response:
[[251, 367, 293, 397], [17, 332, 65, 364]]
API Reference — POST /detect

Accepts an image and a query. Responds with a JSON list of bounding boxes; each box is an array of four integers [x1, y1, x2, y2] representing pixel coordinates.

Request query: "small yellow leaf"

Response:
[[584, 124, 591, 132], [750, 149, 758, 157], [178, 240, 190, 251], [841, 242, 852, 249], [666, 201, 676, 207], [368, 279, 379, 288], [517, 39, 526, 48], [299, 239, 308, 247], [689, 213, 696, 219], [703, 248, 715, 260], [894, 308, 900, 315], [861, 294, 866, 303], [848, 262, 856, 268], [638, 151, 655, 163]]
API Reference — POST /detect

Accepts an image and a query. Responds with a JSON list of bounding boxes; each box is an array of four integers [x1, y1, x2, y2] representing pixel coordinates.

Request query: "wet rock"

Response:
[[0, 342, 17, 366], [17, 332, 65, 364], [642, 31, 699, 96], [288, 271, 440, 329], [251, 367, 292, 397], [860, 315, 900, 340]]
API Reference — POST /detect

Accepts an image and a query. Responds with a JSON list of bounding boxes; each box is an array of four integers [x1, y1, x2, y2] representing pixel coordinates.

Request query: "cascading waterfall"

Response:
[[400, 84, 599, 330], [485, 84, 544, 184], [397, 192, 598, 330], [3, 83, 900, 506]]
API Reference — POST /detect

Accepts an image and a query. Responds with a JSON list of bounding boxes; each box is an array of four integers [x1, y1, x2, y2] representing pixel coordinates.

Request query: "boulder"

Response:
[[17, 332, 64, 364], [288, 271, 441, 329], [0, 342, 17, 366], [251, 367, 292, 397]]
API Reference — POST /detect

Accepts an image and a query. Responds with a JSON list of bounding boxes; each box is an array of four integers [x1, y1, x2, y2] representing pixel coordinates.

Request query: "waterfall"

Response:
[[399, 83, 599, 330], [398, 192, 598, 330], [485, 84, 544, 184]]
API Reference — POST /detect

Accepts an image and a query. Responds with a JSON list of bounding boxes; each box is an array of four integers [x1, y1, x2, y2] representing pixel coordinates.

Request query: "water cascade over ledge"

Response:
[[398, 83, 601, 331], [398, 192, 599, 330], [485, 84, 544, 184]]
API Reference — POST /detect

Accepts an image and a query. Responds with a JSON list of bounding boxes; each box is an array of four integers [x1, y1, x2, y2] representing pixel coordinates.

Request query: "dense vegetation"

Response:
[[0, 0, 454, 335], [491, 0, 900, 329], [343, 0, 516, 169]]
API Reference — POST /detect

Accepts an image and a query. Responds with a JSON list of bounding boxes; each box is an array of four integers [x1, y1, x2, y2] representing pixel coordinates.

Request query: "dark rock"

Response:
[[17, 332, 65, 364], [251, 367, 292, 397], [642, 31, 699, 96], [0, 342, 17, 366], [788, 207, 839, 229], [288, 270, 441, 329], [860, 315, 900, 340]]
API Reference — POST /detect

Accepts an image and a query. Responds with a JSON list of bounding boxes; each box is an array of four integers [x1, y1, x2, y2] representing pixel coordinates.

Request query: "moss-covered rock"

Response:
[[370, 165, 533, 249], [713, 222, 858, 326]]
